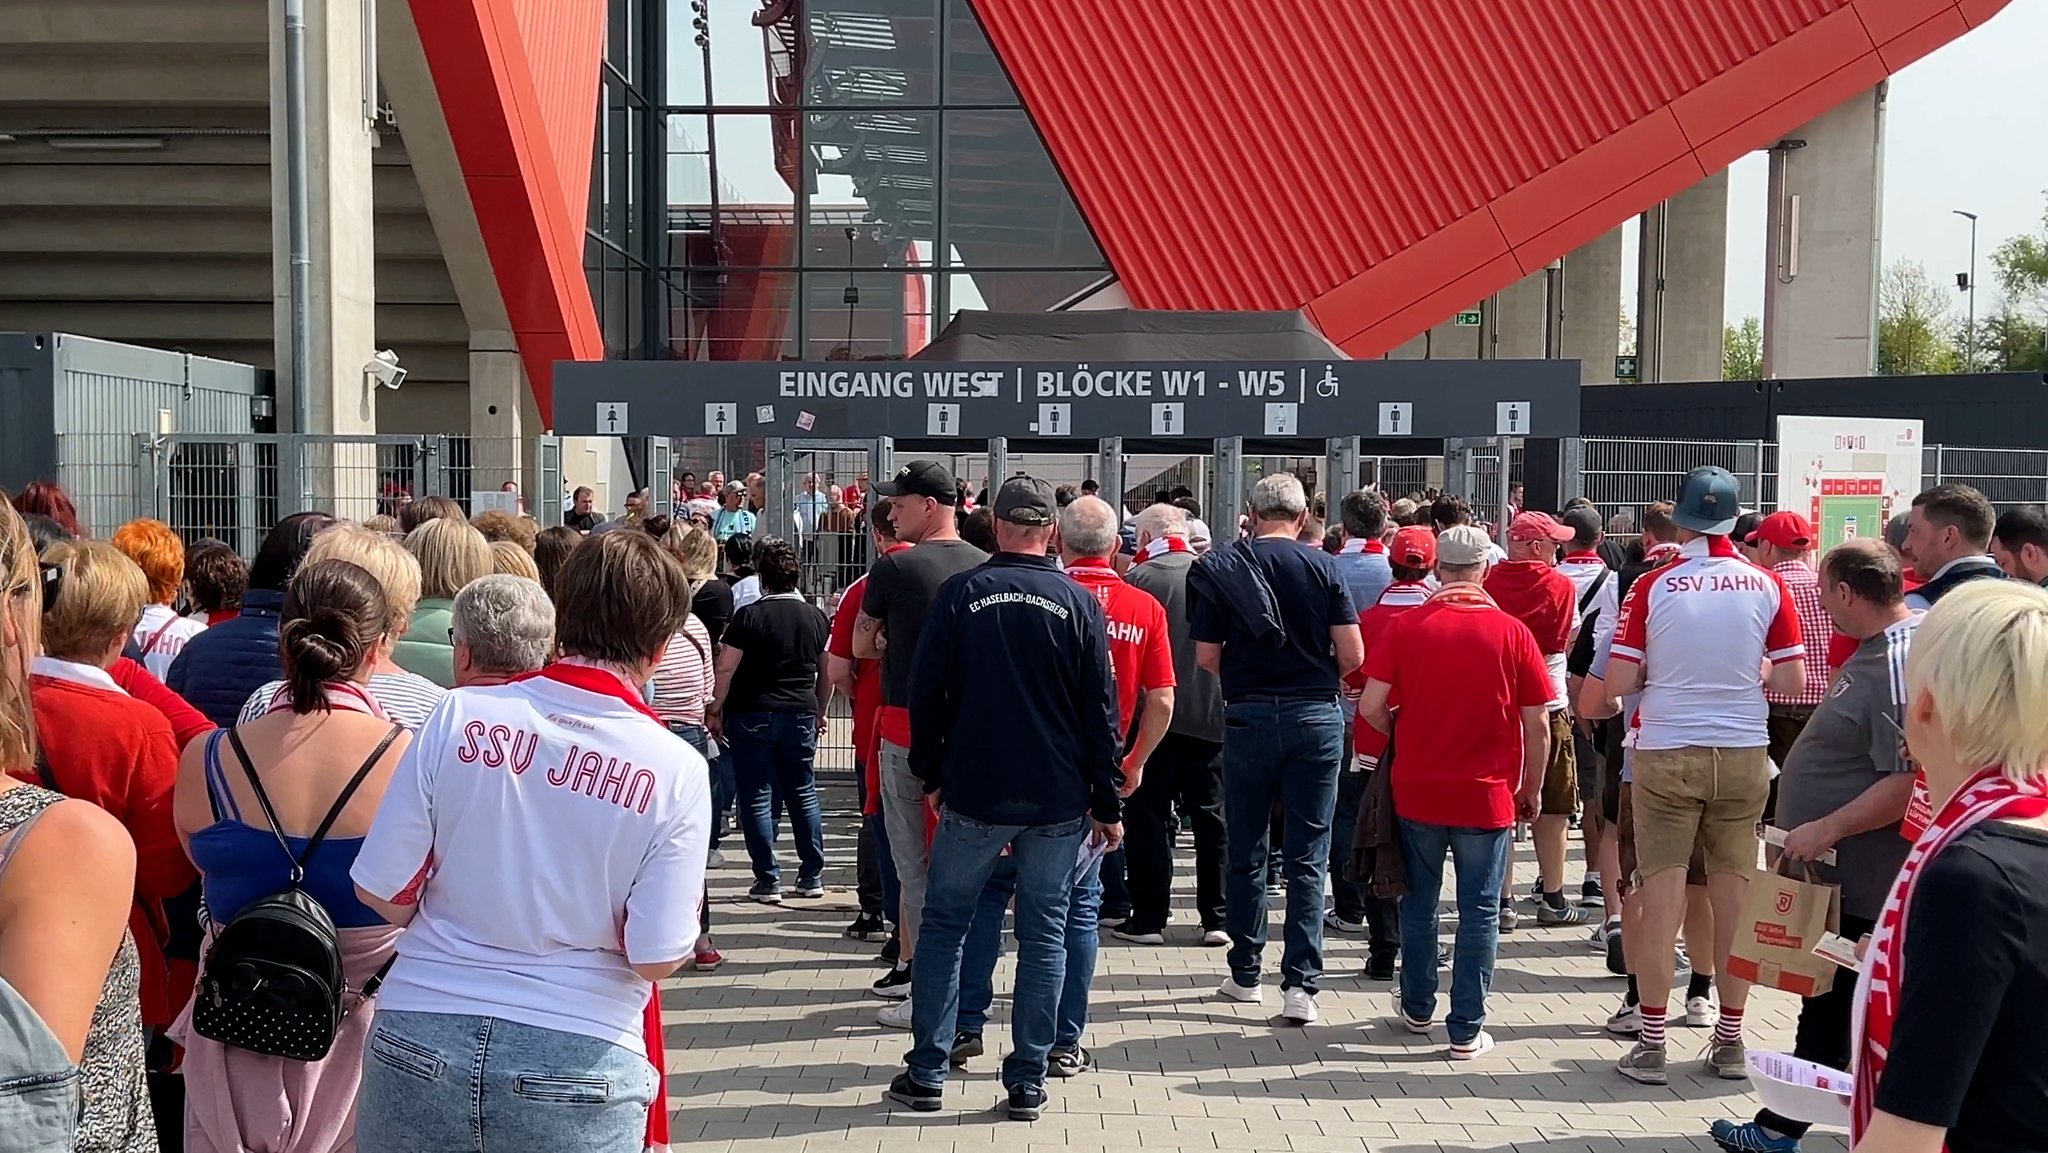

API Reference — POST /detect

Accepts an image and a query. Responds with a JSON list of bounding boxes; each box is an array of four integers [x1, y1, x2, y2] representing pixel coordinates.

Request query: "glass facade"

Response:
[[589, 0, 669, 359], [654, 0, 1109, 362]]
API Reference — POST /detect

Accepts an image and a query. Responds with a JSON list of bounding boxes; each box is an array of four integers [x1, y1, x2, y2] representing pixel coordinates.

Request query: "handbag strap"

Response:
[[225, 724, 402, 885], [1578, 567, 1609, 613]]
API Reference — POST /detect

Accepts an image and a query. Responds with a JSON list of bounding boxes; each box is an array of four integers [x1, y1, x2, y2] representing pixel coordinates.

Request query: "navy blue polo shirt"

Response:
[[1188, 536, 1356, 701]]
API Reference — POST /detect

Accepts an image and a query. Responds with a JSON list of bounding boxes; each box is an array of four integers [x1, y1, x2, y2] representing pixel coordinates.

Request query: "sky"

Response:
[[683, 0, 2048, 330], [1623, 0, 2048, 328]]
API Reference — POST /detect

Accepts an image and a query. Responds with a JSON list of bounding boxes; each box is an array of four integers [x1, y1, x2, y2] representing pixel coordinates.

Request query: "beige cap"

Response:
[[1436, 524, 1493, 566]]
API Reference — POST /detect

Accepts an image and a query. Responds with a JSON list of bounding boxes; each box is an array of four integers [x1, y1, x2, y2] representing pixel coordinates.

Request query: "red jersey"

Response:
[[1345, 581, 1431, 768], [829, 544, 909, 813], [1064, 558, 1177, 738], [1363, 588, 1555, 828]]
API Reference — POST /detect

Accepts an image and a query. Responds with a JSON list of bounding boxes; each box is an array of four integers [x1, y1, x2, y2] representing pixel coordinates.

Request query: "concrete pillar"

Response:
[[271, 0, 378, 435], [1491, 274, 1548, 359], [1560, 229, 1624, 383], [1637, 169, 1730, 383], [1762, 84, 1885, 379], [469, 333, 543, 499]]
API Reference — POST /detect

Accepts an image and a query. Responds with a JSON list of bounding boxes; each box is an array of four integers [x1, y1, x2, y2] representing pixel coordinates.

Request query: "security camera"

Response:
[[364, 349, 406, 390]]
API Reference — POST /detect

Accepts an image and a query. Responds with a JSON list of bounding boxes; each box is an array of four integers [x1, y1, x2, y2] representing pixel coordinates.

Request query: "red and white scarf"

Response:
[[1336, 537, 1386, 557], [1851, 768, 2048, 1145], [1426, 582, 1497, 609], [1642, 541, 1682, 566], [1134, 535, 1191, 564], [259, 679, 387, 718]]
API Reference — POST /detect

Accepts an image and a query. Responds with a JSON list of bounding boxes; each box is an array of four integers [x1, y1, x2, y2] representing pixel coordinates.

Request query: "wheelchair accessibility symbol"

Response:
[[1315, 365, 1340, 398]]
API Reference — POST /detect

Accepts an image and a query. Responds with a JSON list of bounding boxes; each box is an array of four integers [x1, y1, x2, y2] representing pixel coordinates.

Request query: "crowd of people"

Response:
[[1, 459, 2045, 1153]]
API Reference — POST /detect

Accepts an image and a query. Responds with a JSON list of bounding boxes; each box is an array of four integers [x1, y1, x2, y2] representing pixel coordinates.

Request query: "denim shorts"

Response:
[[357, 1010, 657, 1153]]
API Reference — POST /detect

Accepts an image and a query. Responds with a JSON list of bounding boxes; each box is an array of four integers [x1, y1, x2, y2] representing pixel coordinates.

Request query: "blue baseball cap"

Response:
[[1673, 466, 1741, 535]]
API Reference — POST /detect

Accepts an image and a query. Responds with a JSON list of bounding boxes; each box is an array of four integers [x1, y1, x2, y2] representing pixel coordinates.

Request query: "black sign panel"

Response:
[[553, 358, 1582, 440]]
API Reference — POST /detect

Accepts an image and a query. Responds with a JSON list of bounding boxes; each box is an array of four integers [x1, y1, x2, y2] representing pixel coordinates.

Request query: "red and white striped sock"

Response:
[[1713, 1004, 1745, 1046], [1639, 1003, 1668, 1048]]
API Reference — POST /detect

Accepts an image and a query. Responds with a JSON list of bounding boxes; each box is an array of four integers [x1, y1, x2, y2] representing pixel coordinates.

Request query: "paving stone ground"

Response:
[[660, 787, 1842, 1153]]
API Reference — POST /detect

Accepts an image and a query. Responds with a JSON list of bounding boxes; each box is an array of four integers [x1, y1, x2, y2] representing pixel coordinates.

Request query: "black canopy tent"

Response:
[[912, 307, 1349, 364]]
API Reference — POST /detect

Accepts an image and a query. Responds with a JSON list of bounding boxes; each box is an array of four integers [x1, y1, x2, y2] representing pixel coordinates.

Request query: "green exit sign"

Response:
[[1454, 310, 1482, 327]]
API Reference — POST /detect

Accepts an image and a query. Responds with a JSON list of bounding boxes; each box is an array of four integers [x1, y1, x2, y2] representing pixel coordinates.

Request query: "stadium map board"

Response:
[[1776, 415, 1926, 551], [553, 358, 1582, 441]]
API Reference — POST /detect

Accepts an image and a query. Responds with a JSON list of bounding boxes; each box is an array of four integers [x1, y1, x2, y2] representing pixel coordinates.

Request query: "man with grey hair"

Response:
[[451, 574, 556, 686], [1189, 472, 1363, 1026], [1121, 502, 1228, 946]]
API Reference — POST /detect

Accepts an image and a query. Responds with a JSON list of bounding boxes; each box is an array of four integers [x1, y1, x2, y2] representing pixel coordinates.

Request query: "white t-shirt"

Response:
[[237, 670, 448, 731], [351, 661, 712, 1053], [1609, 536, 1805, 751], [731, 574, 762, 610], [132, 603, 206, 679]]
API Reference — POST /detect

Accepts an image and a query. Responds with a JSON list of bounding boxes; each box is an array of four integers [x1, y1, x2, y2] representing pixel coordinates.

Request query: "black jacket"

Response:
[[908, 552, 1123, 827], [166, 588, 285, 728]]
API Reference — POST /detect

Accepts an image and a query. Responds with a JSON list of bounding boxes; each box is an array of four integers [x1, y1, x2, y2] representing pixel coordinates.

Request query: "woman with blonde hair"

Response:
[[489, 539, 541, 582], [1850, 580, 2048, 1153], [30, 540, 196, 1124], [0, 496, 153, 1152], [233, 524, 447, 729], [395, 517, 492, 688], [171, 559, 412, 1153]]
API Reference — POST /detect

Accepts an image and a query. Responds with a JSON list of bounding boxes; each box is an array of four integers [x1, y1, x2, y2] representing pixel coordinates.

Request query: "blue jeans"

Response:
[[1220, 697, 1345, 992], [358, 1010, 657, 1153], [907, 810, 1088, 1091], [958, 855, 1101, 1050], [1396, 820, 1511, 1045], [670, 722, 731, 849], [725, 711, 824, 888]]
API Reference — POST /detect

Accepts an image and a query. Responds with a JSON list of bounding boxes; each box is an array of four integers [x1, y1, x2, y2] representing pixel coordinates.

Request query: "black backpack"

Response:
[[191, 725, 401, 1061]]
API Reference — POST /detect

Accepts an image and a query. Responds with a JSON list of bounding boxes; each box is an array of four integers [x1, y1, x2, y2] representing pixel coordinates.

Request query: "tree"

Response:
[[1723, 316, 1762, 380], [1878, 260, 1964, 375], [1981, 197, 2048, 372]]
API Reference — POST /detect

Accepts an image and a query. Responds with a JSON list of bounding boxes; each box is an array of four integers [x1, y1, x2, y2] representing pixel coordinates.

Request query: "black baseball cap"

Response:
[[994, 476, 1056, 526], [872, 460, 957, 504], [1559, 505, 1602, 543]]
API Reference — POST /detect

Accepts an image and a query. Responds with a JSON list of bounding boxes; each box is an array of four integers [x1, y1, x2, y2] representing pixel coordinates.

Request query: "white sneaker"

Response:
[[1322, 910, 1364, 934], [1449, 1031, 1495, 1060], [876, 1000, 913, 1030], [1685, 993, 1719, 1027], [1605, 999, 1642, 1036], [1280, 988, 1318, 1025], [1201, 929, 1230, 947], [1391, 991, 1433, 1034], [1217, 977, 1263, 1004]]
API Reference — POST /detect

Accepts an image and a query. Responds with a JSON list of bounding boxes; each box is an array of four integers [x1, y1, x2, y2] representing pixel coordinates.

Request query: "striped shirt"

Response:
[[1766, 559, 1830, 707], [648, 615, 714, 728], [236, 669, 448, 731]]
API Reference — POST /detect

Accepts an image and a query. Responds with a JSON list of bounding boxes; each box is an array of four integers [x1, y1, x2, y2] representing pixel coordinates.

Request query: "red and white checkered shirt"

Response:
[[1768, 559, 1829, 707]]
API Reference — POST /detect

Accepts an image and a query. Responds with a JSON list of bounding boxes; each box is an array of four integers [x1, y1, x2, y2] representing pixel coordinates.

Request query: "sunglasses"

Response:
[[37, 561, 61, 612]]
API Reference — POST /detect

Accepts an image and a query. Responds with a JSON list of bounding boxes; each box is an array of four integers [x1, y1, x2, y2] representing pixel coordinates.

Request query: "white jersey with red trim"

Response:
[[1609, 535, 1804, 751], [352, 660, 711, 1053]]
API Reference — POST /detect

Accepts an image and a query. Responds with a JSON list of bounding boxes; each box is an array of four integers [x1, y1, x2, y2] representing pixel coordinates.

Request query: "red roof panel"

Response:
[[971, 0, 2010, 355]]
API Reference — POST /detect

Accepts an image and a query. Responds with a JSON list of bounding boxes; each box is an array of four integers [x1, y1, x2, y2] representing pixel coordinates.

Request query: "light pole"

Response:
[[1954, 209, 1978, 370]]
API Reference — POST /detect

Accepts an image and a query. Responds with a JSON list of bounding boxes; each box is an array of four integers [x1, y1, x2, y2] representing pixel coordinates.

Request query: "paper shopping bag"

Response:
[[1726, 861, 1839, 998]]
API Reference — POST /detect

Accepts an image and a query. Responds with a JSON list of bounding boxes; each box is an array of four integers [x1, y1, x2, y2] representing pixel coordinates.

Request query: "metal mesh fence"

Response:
[[1922, 445, 2048, 512], [1577, 438, 1777, 521]]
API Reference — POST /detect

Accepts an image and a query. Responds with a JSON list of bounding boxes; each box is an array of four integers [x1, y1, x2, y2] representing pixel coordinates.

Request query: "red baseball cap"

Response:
[[1508, 510, 1574, 543], [1390, 525, 1437, 568], [1745, 510, 1815, 550]]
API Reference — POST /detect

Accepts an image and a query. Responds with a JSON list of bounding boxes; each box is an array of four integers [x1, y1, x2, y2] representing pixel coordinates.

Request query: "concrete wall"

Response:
[[1638, 169, 1729, 383], [1763, 85, 1885, 379]]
